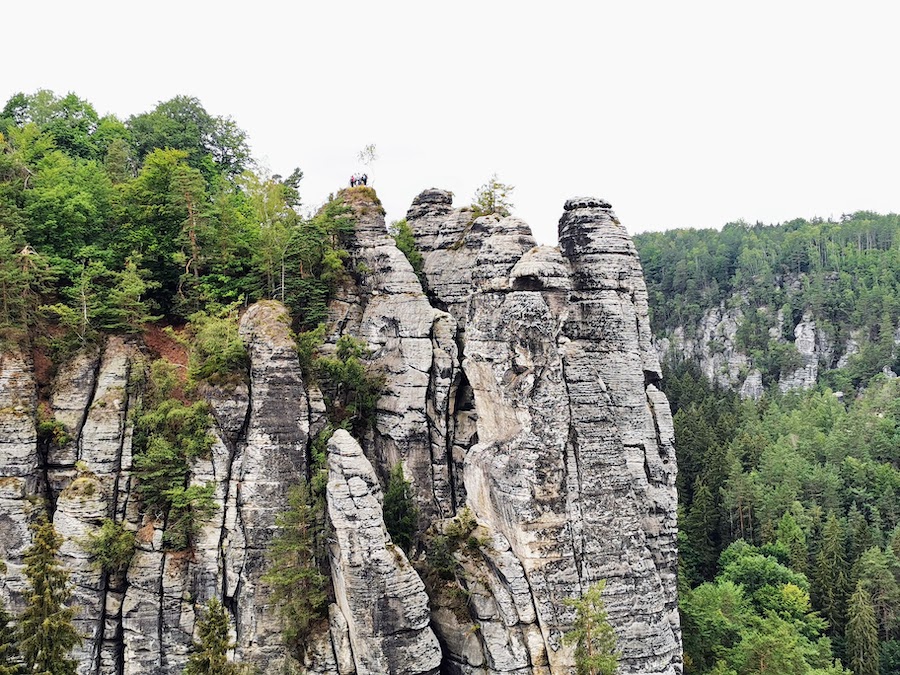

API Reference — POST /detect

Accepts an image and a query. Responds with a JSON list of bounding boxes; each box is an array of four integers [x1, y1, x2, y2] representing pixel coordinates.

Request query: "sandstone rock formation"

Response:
[[0, 186, 682, 674]]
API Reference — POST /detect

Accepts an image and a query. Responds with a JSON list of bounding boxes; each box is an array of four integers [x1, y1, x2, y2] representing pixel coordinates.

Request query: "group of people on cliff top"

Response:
[[350, 173, 368, 187]]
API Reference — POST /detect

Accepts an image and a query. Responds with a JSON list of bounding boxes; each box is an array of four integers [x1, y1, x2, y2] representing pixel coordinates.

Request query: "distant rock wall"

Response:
[[0, 187, 682, 674]]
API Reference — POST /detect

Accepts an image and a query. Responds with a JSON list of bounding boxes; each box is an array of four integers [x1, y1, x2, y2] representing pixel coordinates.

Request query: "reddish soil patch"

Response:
[[136, 519, 156, 544], [143, 323, 189, 370], [141, 323, 195, 403], [33, 343, 55, 402]]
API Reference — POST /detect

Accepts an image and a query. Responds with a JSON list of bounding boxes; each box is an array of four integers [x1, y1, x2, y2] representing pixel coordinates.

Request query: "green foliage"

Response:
[[389, 219, 425, 282], [563, 580, 619, 675], [282, 196, 354, 330], [133, 359, 217, 550], [36, 404, 70, 446], [184, 598, 239, 675], [19, 515, 80, 675], [671, 365, 900, 670], [295, 324, 326, 377], [681, 542, 846, 675], [262, 482, 329, 653], [182, 304, 248, 385], [424, 507, 479, 582], [315, 335, 385, 435], [82, 518, 136, 575], [128, 95, 249, 179], [470, 173, 514, 218], [383, 463, 418, 552], [0, 599, 22, 675], [0, 234, 55, 341], [845, 583, 879, 675]]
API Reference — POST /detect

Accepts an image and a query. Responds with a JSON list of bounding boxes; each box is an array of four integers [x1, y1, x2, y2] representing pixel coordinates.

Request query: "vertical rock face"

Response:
[[327, 429, 441, 674], [330, 190, 459, 522], [408, 192, 682, 674], [0, 186, 681, 674], [0, 350, 39, 610]]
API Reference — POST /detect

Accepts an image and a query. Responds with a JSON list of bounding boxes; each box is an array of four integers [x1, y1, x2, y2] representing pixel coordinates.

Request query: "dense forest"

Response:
[[635, 216, 900, 389], [0, 89, 359, 357], [636, 221, 900, 674]]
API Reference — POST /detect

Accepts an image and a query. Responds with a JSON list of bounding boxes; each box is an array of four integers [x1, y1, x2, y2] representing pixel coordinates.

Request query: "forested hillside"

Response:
[[636, 221, 900, 674], [636, 216, 900, 392]]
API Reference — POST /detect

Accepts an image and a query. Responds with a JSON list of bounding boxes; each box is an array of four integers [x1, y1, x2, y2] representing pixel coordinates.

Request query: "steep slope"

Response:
[[0, 187, 681, 674], [406, 191, 680, 674], [634, 216, 900, 396]]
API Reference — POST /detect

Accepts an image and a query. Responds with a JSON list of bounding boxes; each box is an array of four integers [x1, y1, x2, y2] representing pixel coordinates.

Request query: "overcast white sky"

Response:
[[5, 1, 900, 243]]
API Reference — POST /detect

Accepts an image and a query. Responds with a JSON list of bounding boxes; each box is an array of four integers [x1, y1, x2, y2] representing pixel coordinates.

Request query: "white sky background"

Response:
[[4, 1, 900, 243]]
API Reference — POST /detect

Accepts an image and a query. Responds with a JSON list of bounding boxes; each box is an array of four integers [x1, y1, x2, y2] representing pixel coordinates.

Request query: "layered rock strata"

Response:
[[406, 190, 681, 674], [0, 186, 682, 675]]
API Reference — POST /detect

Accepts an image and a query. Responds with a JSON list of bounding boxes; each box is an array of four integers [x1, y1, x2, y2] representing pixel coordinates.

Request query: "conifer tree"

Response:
[[682, 478, 720, 582], [846, 582, 880, 675], [776, 511, 808, 574], [383, 462, 418, 552], [184, 598, 237, 675], [856, 546, 900, 641], [18, 515, 80, 675], [262, 483, 328, 651], [813, 513, 850, 635], [563, 580, 619, 675], [0, 599, 22, 675]]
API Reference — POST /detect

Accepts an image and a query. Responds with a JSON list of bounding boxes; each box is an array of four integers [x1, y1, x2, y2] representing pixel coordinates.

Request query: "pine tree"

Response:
[[813, 513, 850, 635], [18, 515, 80, 675], [563, 580, 620, 675], [262, 483, 328, 651], [846, 582, 880, 675], [184, 598, 237, 675], [383, 462, 418, 552], [0, 599, 23, 675]]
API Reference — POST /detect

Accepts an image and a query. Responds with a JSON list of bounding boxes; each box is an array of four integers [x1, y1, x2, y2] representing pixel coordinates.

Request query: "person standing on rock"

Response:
[[350, 174, 357, 187], [361, 173, 368, 186]]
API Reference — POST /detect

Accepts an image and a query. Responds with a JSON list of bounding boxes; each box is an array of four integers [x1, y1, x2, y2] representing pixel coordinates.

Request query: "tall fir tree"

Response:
[[813, 513, 850, 636], [0, 599, 22, 675], [846, 582, 880, 675], [682, 478, 720, 583], [261, 482, 328, 652], [184, 598, 237, 675], [18, 515, 80, 675]]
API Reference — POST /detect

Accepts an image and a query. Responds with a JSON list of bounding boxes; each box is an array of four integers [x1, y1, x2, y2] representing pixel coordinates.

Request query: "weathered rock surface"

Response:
[[331, 189, 459, 521], [0, 350, 39, 610], [408, 191, 682, 674], [0, 186, 682, 674], [327, 429, 441, 674]]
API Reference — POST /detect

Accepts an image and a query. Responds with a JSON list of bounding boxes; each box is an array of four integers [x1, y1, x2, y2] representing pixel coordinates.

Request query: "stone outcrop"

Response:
[[327, 429, 441, 674], [0, 350, 39, 610], [0, 186, 682, 675], [406, 191, 681, 674]]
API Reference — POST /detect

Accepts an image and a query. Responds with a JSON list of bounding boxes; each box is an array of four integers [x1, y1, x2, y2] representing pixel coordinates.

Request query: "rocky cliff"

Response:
[[0, 188, 681, 674], [654, 303, 900, 399]]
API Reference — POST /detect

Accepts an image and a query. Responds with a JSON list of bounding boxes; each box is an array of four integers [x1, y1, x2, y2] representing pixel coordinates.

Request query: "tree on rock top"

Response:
[[470, 173, 514, 218]]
